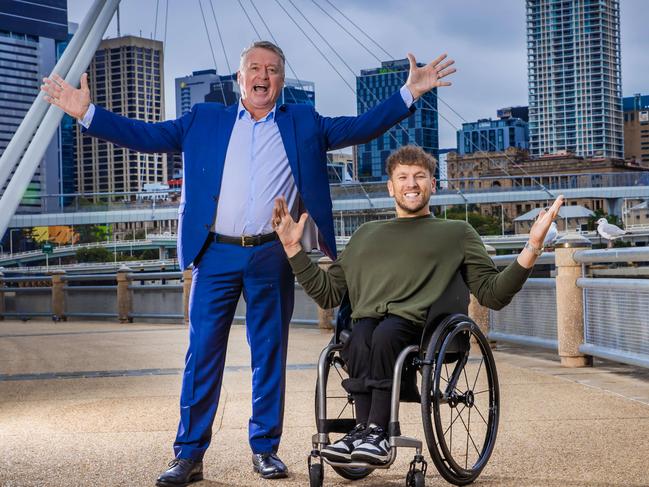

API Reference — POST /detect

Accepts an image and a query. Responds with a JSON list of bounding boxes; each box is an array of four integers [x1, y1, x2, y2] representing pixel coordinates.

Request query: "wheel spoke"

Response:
[[443, 404, 466, 437], [463, 363, 470, 392], [456, 409, 483, 459], [465, 406, 471, 468], [473, 403, 489, 426], [473, 389, 490, 395], [471, 358, 484, 391]]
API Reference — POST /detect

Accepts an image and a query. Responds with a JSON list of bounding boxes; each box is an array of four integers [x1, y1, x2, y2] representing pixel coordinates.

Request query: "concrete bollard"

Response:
[[0, 269, 4, 321], [183, 267, 193, 325], [469, 244, 496, 340], [116, 265, 133, 323], [50, 270, 66, 321], [554, 233, 593, 367], [316, 256, 334, 330]]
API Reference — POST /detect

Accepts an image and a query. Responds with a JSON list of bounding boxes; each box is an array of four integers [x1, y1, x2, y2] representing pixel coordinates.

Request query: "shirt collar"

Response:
[[237, 99, 276, 122]]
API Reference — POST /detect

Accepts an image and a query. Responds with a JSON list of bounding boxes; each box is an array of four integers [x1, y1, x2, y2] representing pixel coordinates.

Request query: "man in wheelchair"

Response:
[[272, 145, 563, 466]]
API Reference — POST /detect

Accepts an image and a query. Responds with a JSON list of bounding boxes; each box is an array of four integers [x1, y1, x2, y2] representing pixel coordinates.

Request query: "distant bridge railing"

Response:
[[2, 239, 649, 370], [0, 265, 322, 326], [475, 240, 649, 370]]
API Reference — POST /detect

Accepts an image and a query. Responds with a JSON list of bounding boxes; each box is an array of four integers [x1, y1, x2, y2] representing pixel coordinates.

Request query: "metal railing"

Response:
[[489, 278, 558, 350]]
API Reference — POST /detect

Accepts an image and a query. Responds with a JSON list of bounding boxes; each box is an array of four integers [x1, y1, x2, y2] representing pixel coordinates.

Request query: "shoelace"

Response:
[[365, 427, 386, 442]]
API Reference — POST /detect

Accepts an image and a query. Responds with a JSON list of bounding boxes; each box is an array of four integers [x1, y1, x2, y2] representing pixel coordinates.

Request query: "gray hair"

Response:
[[239, 41, 286, 74]]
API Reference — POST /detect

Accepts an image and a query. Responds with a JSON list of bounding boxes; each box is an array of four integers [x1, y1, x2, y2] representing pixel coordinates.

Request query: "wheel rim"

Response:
[[431, 321, 499, 478], [315, 353, 356, 424]]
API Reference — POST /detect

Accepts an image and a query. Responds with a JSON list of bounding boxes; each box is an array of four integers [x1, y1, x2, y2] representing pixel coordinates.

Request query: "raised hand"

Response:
[[272, 196, 309, 258], [405, 53, 456, 100], [41, 73, 91, 120], [529, 195, 565, 248]]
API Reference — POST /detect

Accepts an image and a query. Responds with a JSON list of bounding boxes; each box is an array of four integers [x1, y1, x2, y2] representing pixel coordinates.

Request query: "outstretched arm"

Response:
[[41, 73, 187, 154], [320, 52, 456, 150], [272, 196, 348, 308], [463, 195, 564, 309]]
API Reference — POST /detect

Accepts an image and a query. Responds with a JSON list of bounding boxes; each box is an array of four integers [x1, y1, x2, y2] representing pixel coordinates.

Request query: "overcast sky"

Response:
[[66, 0, 649, 149]]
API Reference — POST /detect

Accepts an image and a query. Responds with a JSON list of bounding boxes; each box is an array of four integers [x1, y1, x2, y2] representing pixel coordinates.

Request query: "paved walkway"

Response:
[[1, 320, 648, 487]]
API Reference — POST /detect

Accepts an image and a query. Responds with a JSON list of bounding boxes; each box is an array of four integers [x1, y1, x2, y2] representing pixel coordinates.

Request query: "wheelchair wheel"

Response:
[[421, 315, 499, 485], [315, 349, 372, 481]]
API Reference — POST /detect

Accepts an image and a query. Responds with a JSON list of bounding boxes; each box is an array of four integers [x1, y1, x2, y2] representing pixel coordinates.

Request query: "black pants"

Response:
[[341, 315, 421, 430]]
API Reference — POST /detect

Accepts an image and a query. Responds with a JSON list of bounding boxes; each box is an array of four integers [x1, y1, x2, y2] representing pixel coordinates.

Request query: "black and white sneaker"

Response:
[[350, 424, 390, 464], [320, 423, 367, 462]]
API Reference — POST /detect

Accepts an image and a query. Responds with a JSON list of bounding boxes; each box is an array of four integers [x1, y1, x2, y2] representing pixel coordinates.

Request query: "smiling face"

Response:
[[237, 47, 285, 119], [387, 163, 436, 218]]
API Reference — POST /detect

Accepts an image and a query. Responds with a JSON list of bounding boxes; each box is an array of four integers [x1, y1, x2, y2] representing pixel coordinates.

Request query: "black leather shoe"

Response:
[[156, 458, 203, 487], [252, 453, 288, 479]]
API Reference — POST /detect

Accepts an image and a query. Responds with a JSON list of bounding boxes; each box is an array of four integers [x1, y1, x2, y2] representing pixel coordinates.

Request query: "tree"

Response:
[[445, 208, 502, 235], [76, 247, 114, 263]]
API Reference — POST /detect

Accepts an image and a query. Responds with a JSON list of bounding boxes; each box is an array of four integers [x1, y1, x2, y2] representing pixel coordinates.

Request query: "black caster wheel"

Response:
[[406, 469, 425, 487], [309, 461, 323, 487]]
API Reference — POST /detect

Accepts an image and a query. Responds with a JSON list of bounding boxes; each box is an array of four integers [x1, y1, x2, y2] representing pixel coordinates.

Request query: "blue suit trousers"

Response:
[[173, 239, 295, 460]]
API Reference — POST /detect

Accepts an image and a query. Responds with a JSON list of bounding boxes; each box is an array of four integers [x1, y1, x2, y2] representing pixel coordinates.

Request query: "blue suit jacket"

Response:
[[84, 91, 415, 268]]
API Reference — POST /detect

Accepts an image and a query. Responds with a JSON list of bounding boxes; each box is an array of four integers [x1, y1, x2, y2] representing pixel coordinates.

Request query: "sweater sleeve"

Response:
[[461, 224, 532, 310], [288, 249, 348, 309]]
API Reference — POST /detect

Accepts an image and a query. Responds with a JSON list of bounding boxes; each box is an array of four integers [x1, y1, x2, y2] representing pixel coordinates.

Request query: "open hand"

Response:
[[41, 73, 91, 120], [529, 195, 564, 248], [405, 53, 456, 100], [272, 196, 308, 257]]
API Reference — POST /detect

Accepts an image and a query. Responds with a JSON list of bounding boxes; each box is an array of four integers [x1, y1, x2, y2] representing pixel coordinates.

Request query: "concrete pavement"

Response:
[[1, 320, 648, 487]]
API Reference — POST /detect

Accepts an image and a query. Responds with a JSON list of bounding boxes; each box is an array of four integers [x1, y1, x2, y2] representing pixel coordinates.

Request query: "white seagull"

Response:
[[596, 218, 626, 241]]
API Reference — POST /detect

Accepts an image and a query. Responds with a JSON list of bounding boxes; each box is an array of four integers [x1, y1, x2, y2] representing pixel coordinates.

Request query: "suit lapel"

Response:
[[275, 105, 301, 187]]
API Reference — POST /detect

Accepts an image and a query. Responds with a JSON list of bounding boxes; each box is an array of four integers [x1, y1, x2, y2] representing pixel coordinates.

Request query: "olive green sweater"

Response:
[[288, 215, 532, 326]]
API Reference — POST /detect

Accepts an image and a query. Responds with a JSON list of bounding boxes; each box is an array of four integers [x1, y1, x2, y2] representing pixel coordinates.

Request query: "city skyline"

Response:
[[65, 0, 649, 150]]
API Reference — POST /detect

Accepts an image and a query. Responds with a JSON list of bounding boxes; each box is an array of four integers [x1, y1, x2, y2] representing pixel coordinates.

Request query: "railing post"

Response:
[[554, 234, 593, 367], [469, 244, 496, 340], [0, 269, 5, 320], [183, 267, 193, 325], [50, 269, 66, 321], [117, 265, 133, 323], [317, 256, 334, 330]]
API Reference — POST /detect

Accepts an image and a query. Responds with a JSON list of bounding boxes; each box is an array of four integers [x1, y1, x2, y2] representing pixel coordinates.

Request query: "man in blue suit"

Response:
[[42, 41, 455, 486]]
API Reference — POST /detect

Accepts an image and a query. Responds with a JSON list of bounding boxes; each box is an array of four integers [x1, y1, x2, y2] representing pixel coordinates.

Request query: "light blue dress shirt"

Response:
[[79, 86, 415, 237]]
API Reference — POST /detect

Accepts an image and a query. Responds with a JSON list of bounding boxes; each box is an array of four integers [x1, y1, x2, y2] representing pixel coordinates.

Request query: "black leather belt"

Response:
[[210, 231, 278, 247]]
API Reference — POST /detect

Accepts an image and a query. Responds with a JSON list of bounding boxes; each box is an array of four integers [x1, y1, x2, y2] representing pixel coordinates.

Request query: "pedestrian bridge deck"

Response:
[[1, 320, 648, 486]]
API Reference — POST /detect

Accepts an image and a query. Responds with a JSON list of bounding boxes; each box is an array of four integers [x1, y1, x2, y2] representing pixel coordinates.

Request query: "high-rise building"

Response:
[[456, 110, 529, 155], [526, 0, 623, 159], [77, 36, 166, 199], [56, 22, 77, 208], [175, 69, 221, 117], [356, 59, 438, 181], [0, 0, 68, 212], [326, 152, 354, 184], [622, 93, 649, 166], [204, 75, 315, 107]]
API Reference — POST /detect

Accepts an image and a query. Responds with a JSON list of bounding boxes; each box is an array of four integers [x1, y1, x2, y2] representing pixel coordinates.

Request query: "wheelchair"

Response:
[[308, 273, 500, 486]]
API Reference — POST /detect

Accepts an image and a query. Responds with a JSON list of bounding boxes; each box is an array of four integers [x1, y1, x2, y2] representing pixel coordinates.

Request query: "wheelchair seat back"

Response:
[[420, 272, 471, 362]]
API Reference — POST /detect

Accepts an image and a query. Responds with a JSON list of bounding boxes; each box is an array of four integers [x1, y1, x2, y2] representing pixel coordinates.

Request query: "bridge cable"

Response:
[[209, 0, 233, 76], [274, 0, 431, 206], [198, 0, 227, 105], [248, 0, 309, 106], [244, 0, 298, 104], [237, 0, 263, 40], [319, 0, 554, 199], [312, 0, 526, 189]]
